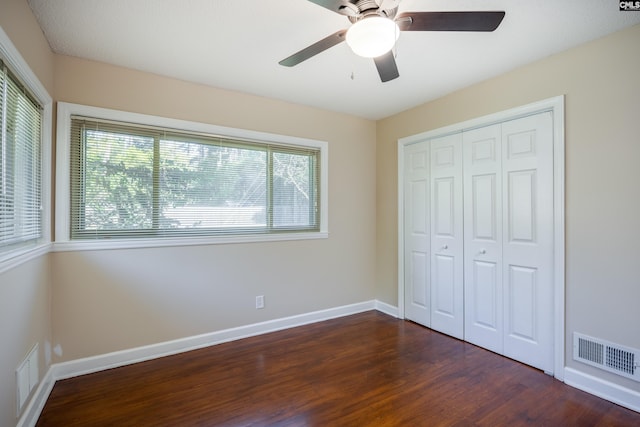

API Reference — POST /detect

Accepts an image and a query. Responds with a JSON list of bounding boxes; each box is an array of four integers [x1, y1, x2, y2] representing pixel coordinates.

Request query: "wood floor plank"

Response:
[[36, 311, 640, 426]]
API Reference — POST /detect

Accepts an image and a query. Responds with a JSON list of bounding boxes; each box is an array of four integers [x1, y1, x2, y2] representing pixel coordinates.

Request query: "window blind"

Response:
[[69, 117, 320, 240], [0, 60, 43, 254]]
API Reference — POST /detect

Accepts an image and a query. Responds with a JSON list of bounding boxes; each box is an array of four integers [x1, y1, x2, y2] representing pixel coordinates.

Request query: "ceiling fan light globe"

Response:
[[346, 16, 400, 58]]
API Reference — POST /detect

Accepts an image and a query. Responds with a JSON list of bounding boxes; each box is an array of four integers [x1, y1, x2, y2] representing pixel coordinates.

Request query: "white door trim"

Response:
[[397, 95, 565, 380]]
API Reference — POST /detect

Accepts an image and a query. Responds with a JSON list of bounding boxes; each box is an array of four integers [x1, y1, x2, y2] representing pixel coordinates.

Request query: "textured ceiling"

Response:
[[27, 0, 640, 120]]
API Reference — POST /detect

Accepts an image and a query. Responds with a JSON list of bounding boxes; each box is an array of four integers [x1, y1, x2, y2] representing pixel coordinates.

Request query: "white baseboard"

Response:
[[17, 300, 392, 427], [375, 300, 399, 317], [52, 300, 378, 381], [16, 369, 55, 427], [564, 367, 640, 413]]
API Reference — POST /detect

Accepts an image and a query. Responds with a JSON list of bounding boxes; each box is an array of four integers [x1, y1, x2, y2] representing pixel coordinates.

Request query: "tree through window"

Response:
[[69, 117, 320, 239]]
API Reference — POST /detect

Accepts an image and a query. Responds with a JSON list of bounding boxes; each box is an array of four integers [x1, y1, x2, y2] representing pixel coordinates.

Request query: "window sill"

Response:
[[0, 242, 52, 275], [53, 231, 329, 253]]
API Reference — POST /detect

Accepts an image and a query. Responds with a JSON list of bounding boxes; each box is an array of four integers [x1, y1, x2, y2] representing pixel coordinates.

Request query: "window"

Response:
[[0, 60, 43, 258], [56, 103, 328, 248]]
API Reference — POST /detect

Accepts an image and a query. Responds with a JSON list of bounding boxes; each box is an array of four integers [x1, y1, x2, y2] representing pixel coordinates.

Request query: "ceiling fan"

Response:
[[279, 0, 505, 82]]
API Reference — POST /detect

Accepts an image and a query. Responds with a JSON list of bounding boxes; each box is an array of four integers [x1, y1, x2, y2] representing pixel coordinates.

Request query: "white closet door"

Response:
[[430, 133, 464, 339], [403, 141, 431, 326], [463, 124, 503, 353], [501, 112, 554, 373]]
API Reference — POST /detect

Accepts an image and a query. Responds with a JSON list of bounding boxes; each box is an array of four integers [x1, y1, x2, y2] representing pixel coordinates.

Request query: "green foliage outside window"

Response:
[[70, 119, 319, 239]]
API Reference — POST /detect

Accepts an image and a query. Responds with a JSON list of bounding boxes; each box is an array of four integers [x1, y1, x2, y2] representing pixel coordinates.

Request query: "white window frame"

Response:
[[55, 102, 329, 251], [0, 26, 52, 273]]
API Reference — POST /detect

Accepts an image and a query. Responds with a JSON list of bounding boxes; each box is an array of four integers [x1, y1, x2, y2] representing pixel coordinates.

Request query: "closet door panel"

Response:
[[403, 142, 431, 326], [508, 170, 536, 242], [472, 174, 496, 240], [502, 112, 554, 373], [430, 133, 464, 339], [434, 178, 454, 236], [508, 265, 537, 340], [472, 260, 499, 329], [463, 124, 503, 353], [434, 254, 456, 316]]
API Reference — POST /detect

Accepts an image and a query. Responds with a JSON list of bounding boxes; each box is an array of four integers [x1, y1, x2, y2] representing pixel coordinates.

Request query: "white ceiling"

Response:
[[27, 0, 640, 120]]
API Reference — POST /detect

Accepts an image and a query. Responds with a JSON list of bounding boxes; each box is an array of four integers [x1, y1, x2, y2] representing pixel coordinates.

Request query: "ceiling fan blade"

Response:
[[373, 51, 399, 83], [397, 11, 505, 32], [279, 29, 347, 67], [306, 0, 359, 16]]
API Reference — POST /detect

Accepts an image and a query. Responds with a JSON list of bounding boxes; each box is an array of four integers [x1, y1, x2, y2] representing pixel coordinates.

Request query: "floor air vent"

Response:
[[573, 333, 640, 382]]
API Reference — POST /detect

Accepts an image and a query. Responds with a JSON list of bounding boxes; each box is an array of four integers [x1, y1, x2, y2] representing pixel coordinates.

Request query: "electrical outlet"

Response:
[[255, 295, 265, 309]]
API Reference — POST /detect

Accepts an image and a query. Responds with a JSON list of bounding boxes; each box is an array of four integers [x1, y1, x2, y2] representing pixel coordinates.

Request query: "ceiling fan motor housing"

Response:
[[345, 0, 399, 22]]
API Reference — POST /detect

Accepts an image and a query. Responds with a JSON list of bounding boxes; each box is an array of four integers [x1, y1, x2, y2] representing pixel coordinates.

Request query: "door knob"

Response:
[[479, 249, 486, 254], [442, 245, 448, 250]]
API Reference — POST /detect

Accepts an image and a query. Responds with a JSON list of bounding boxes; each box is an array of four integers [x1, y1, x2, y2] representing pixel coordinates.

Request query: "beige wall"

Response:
[[0, 257, 52, 425], [0, 1, 54, 424], [2, 0, 640, 421], [51, 55, 378, 361], [376, 24, 640, 393], [0, 0, 54, 93]]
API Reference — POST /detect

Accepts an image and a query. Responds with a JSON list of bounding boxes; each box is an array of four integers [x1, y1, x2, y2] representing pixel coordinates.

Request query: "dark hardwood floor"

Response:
[[37, 311, 639, 426]]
